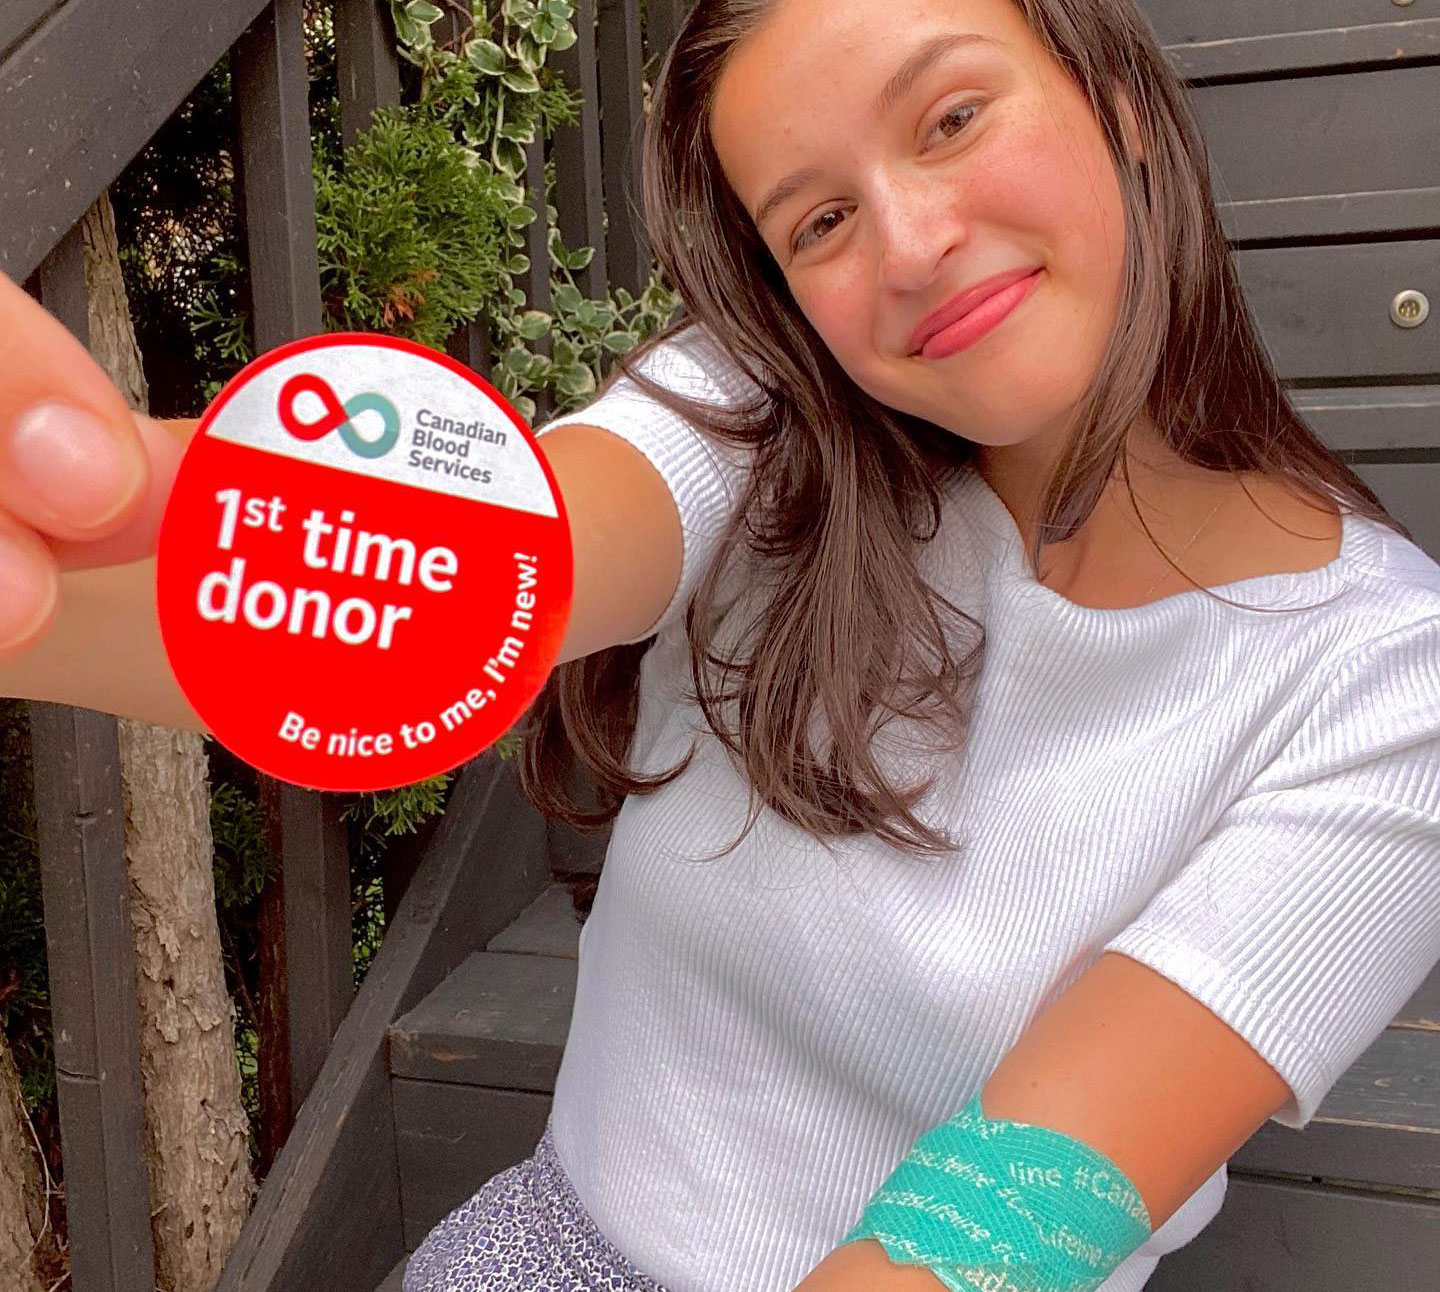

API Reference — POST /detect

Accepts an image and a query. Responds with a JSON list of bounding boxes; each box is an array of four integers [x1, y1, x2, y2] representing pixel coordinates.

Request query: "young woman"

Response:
[[0, 1, 1436, 1291]]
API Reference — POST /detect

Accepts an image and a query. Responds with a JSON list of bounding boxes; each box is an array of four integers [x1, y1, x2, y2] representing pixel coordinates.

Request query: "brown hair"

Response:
[[518, 0, 1409, 887]]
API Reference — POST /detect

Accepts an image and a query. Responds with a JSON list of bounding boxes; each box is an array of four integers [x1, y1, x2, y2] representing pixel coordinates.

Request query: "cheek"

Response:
[[791, 271, 873, 368]]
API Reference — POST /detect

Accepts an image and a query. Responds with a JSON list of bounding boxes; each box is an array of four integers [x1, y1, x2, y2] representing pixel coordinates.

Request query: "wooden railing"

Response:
[[0, 1, 683, 1288]]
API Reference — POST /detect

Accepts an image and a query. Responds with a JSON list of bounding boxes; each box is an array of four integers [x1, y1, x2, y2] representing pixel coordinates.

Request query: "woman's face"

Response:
[[710, 0, 1136, 475]]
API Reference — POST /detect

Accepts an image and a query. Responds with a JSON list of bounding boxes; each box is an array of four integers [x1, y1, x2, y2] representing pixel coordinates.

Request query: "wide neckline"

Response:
[[952, 464, 1376, 619]]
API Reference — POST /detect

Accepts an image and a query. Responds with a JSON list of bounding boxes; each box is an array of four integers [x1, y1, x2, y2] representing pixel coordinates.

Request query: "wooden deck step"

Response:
[[387, 884, 1440, 1273], [387, 884, 581, 1249], [373, 1255, 407, 1292]]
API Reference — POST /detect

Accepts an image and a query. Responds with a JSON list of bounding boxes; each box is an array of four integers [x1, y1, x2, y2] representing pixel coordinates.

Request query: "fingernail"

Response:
[[8, 402, 147, 528], [0, 531, 59, 648]]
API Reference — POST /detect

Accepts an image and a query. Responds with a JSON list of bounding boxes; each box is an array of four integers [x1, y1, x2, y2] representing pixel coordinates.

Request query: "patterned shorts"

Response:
[[403, 1119, 672, 1292]]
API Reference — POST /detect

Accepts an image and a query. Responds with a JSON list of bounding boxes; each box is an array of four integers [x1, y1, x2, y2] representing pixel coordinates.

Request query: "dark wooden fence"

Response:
[[3, 2, 1438, 1291], [0, 1, 682, 1288]]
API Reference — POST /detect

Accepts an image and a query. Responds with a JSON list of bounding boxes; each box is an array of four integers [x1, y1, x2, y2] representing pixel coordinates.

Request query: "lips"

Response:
[[908, 267, 1042, 356]]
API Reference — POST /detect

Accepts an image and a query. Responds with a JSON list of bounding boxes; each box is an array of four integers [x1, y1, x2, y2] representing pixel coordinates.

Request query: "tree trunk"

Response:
[[82, 189, 256, 1292], [0, 1042, 48, 1292]]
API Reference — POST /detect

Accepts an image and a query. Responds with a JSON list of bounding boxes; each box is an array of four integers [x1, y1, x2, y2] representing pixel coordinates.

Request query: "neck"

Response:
[[973, 424, 1242, 583]]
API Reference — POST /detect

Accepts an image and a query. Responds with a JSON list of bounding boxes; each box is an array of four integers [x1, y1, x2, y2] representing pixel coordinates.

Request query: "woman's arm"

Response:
[[791, 949, 1293, 1291], [0, 415, 684, 730]]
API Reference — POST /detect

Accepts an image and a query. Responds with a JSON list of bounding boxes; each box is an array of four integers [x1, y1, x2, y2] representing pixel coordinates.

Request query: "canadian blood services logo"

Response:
[[277, 371, 401, 459], [156, 332, 573, 793]]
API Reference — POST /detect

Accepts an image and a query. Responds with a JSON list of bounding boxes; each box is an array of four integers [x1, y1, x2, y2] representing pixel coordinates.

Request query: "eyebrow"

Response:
[[751, 33, 1001, 233]]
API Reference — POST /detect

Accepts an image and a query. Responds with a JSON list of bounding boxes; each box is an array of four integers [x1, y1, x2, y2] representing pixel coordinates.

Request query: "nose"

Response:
[[871, 173, 968, 295]]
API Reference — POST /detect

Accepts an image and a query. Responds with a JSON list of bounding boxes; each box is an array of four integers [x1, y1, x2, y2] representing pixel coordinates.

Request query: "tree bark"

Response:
[[82, 189, 256, 1292], [0, 1042, 48, 1292]]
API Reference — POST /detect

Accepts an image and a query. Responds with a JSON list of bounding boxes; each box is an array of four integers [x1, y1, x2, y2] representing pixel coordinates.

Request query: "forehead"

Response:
[[710, 0, 1036, 197]]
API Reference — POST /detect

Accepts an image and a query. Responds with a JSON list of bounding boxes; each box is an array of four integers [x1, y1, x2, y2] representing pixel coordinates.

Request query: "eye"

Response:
[[927, 99, 982, 147], [791, 206, 851, 255]]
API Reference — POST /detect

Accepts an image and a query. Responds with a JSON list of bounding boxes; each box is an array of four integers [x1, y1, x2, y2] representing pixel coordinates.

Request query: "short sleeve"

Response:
[[535, 322, 764, 643], [1103, 613, 1440, 1130]]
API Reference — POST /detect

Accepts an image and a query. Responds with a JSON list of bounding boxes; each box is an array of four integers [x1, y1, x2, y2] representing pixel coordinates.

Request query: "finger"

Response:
[[50, 413, 194, 572], [0, 270, 151, 541], [0, 504, 61, 658]]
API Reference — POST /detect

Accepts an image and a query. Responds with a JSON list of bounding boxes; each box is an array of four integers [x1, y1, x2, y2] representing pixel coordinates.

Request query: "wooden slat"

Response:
[[435, 8, 494, 381], [551, 0, 609, 300], [1399, 960, 1440, 1030], [278, 787, 354, 1113], [230, 0, 345, 1131], [1221, 189, 1440, 245], [334, 0, 402, 151], [1191, 65, 1440, 243], [525, 133, 555, 425], [0, 0, 59, 61], [1293, 385, 1440, 454], [230, 0, 324, 354], [388, 951, 575, 1089], [0, 0, 270, 279], [215, 752, 551, 1292], [28, 698, 158, 1292], [1162, 18, 1440, 81], [643, 0, 686, 70], [485, 883, 583, 958], [1234, 1026, 1440, 1191], [1349, 461, 1440, 563], [1144, 0, 1432, 48], [30, 223, 158, 1292], [392, 1081, 551, 1249], [596, 0, 650, 296], [374, 1255, 409, 1292], [1233, 240, 1439, 383], [1148, 1174, 1440, 1291]]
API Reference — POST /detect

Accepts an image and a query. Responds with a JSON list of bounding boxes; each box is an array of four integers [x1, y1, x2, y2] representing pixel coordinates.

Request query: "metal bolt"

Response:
[[1390, 290, 1429, 329]]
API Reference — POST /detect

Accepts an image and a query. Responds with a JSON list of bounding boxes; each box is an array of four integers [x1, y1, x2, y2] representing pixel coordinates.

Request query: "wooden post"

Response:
[[525, 134, 555, 425], [230, 0, 353, 1131], [596, 0, 650, 295], [643, 0, 687, 70], [29, 224, 159, 1292], [334, 0, 402, 151], [551, 0, 609, 301]]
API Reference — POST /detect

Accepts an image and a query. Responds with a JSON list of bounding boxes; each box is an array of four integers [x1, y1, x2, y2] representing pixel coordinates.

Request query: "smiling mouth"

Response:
[[910, 269, 1043, 360]]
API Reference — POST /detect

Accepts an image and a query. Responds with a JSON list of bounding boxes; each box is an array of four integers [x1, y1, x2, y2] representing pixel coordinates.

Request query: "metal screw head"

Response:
[[1391, 289, 1430, 329], [1392, 0, 1415, 8]]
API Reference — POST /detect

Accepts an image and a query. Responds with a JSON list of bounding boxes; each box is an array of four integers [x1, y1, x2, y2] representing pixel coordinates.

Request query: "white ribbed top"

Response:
[[536, 325, 1440, 1292]]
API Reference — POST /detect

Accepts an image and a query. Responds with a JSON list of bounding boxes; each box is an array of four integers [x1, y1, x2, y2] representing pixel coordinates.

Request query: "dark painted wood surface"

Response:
[[1193, 64, 1440, 242], [1351, 462, 1440, 561], [389, 951, 576, 1090], [29, 225, 159, 1292], [551, 0, 609, 301], [230, 0, 324, 354], [1294, 386, 1440, 455], [393, 1082, 553, 1250], [1233, 240, 1438, 383], [216, 752, 551, 1292], [1149, 1174, 1440, 1291], [595, 0, 649, 295], [29, 700, 159, 1292], [0, 0, 270, 280], [275, 787, 354, 1114], [1144, 1, 1440, 52], [334, 0, 401, 151], [0, 0, 59, 61], [375, 1255, 408, 1292], [1161, 16, 1440, 81]]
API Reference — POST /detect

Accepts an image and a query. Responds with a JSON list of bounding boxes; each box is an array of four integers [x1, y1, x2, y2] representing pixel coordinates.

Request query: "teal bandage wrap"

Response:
[[839, 1093, 1152, 1292]]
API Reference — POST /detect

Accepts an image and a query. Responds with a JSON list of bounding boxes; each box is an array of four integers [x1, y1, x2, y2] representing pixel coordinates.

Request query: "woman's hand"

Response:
[[0, 268, 194, 659]]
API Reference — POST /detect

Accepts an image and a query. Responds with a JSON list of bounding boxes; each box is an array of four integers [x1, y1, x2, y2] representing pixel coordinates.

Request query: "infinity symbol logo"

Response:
[[278, 373, 401, 459]]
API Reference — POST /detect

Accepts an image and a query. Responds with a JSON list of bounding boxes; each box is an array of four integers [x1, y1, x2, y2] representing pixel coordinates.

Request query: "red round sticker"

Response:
[[157, 332, 573, 791]]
